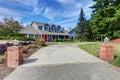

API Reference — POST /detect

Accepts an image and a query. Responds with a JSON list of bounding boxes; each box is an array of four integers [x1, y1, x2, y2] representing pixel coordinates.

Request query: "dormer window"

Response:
[[45, 26, 48, 30], [52, 27, 54, 31]]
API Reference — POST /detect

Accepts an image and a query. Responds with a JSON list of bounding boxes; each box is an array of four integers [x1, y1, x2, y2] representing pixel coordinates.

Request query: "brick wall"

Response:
[[99, 44, 114, 61], [7, 46, 23, 67], [110, 38, 120, 44]]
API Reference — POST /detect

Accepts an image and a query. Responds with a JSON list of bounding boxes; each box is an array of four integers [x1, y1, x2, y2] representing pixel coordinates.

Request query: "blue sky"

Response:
[[0, 0, 94, 29]]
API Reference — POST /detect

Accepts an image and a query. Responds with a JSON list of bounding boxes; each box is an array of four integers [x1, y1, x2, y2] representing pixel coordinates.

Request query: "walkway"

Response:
[[4, 43, 120, 80]]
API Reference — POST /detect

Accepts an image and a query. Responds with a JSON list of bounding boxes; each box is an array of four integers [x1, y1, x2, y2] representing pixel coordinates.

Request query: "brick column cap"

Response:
[[100, 43, 114, 48]]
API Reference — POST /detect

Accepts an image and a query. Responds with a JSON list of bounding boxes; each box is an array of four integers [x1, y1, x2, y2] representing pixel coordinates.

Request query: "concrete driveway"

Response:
[[4, 43, 120, 80]]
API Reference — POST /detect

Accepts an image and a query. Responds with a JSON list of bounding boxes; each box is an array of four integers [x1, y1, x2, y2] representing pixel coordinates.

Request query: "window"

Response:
[[38, 26, 42, 30], [52, 27, 54, 31], [29, 34, 34, 38], [49, 27, 51, 32], [57, 28, 59, 32], [45, 26, 48, 30]]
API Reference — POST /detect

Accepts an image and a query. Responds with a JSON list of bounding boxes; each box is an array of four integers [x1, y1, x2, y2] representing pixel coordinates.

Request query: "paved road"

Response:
[[4, 43, 120, 80]]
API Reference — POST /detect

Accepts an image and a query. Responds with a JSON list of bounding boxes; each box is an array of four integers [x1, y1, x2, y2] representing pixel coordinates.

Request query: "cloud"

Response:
[[55, 17, 78, 24], [42, 7, 61, 20], [12, 0, 39, 14], [0, 7, 22, 22], [0, 0, 95, 29], [56, 0, 75, 4], [43, 7, 56, 20]]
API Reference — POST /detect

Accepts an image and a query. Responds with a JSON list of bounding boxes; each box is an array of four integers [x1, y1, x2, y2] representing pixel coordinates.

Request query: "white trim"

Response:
[[34, 34, 35, 38], [27, 34, 29, 38]]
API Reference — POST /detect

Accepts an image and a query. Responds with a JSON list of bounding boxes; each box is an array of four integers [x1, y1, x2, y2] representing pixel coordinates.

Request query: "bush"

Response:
[[0, 57, 4, 63], [52, 39, 74, 42], [38, 38, 46, 46], [4, 52, 7, 59], [27, 44, 38, 48], [0, 33, 35, 41], [112, 31, 120, 39], [23, 46, 30, 53], [23, 44, 38, 53]]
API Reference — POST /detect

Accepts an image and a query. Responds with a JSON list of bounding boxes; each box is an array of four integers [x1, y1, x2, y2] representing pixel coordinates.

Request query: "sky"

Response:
[[0, 0, 94, 30]]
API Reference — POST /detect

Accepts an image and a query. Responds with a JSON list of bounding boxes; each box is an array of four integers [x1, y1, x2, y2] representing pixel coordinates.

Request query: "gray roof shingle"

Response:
[[19, 25, 69, 36], [19, 25, 40, 34]]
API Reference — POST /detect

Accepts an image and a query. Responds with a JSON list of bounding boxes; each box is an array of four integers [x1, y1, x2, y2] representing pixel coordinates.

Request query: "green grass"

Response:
[[78, 42, 120, 67], [78, 42, 100, 57], [109, 44, 120, 67], [46, 41, 78, 45], [46, 42, 58, 45]]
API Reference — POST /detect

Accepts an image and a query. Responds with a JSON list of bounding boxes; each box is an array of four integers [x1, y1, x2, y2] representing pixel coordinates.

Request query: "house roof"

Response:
[[64, 28, 75, 33], [39, 30, 69, 36], [32, 21, 44, 26], [19, 25, 40, 34], [32, 21, 62, 28], [19, 25, 69, 36]]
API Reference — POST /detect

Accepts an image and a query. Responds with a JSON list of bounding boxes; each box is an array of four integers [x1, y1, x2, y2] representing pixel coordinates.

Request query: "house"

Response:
[[64, 28, 75, 39], [19, 21, 69, 41]]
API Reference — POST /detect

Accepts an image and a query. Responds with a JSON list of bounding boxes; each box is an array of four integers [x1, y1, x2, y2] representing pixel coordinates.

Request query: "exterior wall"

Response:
[[22, 34, 27, 37], [32, 22, 64, 33], [35, 34, 41, 39], [69, 29, 75, 39], [65, 36, 69, 39], [31, 22, 39, 30], [41, 35, 69, 41]]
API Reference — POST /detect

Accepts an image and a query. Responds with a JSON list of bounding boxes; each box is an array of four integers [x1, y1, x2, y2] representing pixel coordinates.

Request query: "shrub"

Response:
[[16, 37, 35, 41], [28, 44, 38, 48], [0, 57, 4, 63], [38, 38, 46, 46], [23, 46, 30, 53], [23, 44, 38, 53], [4, 52, 7, 59]]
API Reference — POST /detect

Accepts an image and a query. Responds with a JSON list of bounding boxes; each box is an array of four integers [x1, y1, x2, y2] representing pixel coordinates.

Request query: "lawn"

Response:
[[78, 42, 100, 57], [46, 41, 78, 45], [78, 42, 120, 67]]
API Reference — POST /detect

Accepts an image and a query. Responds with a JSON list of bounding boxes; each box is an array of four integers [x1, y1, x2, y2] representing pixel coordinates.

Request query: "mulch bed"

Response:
[[0, 46, 42, 80]]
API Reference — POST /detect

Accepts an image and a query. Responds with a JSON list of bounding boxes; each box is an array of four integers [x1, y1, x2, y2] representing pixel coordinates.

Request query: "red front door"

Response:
[[42, 34, 47, 41]]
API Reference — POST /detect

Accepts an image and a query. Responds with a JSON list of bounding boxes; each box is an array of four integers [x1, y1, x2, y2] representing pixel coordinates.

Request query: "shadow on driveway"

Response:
[[22, 58, 38, 64]]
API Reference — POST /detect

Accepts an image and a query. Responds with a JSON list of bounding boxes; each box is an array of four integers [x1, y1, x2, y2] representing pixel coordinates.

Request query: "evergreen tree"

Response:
[[90, 0, 120, 40], [75, 8, 86, 40], [83, 20, 92, 41]]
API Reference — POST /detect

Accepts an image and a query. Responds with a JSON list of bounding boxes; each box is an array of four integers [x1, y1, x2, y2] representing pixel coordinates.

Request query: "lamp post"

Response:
[[104, 37, 109, 44], [13, 39, 19, 46]]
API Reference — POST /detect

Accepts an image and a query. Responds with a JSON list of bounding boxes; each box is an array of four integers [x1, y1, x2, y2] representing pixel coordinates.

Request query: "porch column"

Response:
[[47, 35, 49, 41], [34, 34, 35, 39], [58, 35, 59, 39], [27, 34, 29, 38], [64, 35, 65, 39]]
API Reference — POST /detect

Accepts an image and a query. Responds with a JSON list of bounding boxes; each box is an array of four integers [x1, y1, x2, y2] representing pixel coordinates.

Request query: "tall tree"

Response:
[[83, 20, 92, 41], [90, 0, 120, 40], [0, 17, 23, 35], [75, 8, 86, 40]]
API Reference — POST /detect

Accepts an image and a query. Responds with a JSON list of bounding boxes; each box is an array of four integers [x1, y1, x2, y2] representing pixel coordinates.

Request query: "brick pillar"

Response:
[[7, 46, 23, 67], [99, 44, 114, 61]]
